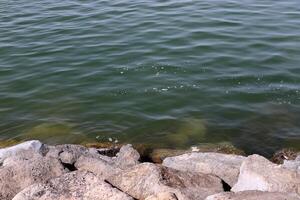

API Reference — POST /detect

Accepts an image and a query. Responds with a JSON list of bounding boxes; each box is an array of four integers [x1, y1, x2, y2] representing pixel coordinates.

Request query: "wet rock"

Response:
[[271, 148, 300, 164], [12, 170, 134, 200], [0, 152, 65, 200], [151, 142, 245, 164], [107, 163, 223, 200], [163, 152, 245, 187], [150, 149, 188, 163], [205, 191, 300, 200], [0, 140, 45, 163], [232, 154, 300, 194]]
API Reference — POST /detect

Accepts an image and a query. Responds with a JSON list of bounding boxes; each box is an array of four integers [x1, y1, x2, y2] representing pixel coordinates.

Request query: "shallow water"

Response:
[[1, 0, 300, 156]]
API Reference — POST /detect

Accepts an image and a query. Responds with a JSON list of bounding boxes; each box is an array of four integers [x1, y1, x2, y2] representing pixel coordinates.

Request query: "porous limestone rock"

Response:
[[0, 152, 65, 200], [232, 154, 300, 194], [12, 170, 134, 200], [205, 191, 300, 200], [107, 162, 223, 200], [163, 152, 245, 186]]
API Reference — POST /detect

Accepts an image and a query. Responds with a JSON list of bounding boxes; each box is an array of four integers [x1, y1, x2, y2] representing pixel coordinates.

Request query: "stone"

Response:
[[0, 152, 65, 200], [150, 149, 188, 163], [12, 170, 134, 200], [107, 163, 223, 200], [163, 152, 245, 186], [282, 156, 300, 172], [74, 144, 140, 177], [145, 192, 179, 200], [205, 191, 300, 200], [113, 144, 140, 169], [0, 140, 45, 163], [271, 148, 300, 164], [75, 155, 121, 179], [232, 154, 300, 194], [150, 142, 244, 164]]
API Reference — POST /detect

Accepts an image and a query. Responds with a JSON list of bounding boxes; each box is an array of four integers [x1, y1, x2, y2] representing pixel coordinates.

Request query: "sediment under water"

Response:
[[1, 0, 300, 157]]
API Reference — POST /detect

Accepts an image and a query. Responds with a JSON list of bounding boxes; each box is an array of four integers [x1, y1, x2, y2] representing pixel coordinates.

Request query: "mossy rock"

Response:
[[271, 148, 300, 164], [22, 123, 90, 144], [192, 142, 246, 156], [0, 139, 22, 148], [165, 118, 206, 147], [149, 142, 245, 164]]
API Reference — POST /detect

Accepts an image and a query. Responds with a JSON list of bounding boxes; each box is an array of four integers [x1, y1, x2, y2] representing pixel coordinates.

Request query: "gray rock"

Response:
[[74, 144, 140, 177], [282, 155, 300, 172], [75, 155, 121, 179], [12, 170, 134, 200], [113, 144, 140, 169], [0, 152, 65, 200], [232, 154, 300, 194], [0, 140, 44, 163], [107, 162, 223, 200], [163, 152, 245, 186], [205, 191, 300, 200]]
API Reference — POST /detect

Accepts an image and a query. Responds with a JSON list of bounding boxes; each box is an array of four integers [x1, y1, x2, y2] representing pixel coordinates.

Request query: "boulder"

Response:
[[282, 155, 300, 172], [232, 154, 300, 194], [163, 152, 245, 186], [12, 170, 134, 200], [0, 152, 65, 200], [0, 140, 45, 162], [145, 192, 179, 200], [113, 144, 140, 169], [75, 156, 121, 179], [107, 163, 223, 200], [205, 191, 300, 200], [74, 144, 140, 177]]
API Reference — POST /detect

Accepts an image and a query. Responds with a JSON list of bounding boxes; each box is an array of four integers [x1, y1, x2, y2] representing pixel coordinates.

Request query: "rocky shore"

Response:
[[0, 140, 299, 200]]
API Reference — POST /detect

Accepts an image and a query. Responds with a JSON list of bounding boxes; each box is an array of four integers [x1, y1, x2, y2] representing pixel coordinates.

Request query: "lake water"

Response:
[[1, 0, 300, 156]]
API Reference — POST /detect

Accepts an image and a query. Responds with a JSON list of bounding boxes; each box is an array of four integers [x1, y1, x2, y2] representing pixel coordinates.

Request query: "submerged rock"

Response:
[[0, 139, 21, 148], [150, 142, 244, 164], [163, 152, 245, 187], [166, 118, 206, 147], [12, 170, 134, 200], [22, 123, 89, 144], [205, 191, 300, 200], [107, 162, 223, 200], [232, 154, 300, 194]]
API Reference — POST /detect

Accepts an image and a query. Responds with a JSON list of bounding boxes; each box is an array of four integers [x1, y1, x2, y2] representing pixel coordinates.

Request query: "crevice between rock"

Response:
[[104, 179, 138, 200]]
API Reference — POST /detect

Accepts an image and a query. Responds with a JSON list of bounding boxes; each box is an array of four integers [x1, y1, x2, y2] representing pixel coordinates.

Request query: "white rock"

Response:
[[163, 152, 245, 186], [232, 154, 300, 194], [12, 170, 134, 200], [0, 152, 65, 200], [107, 162, 224, 200], [205, 191, 300, 200], [0, 140, 44, 162]]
